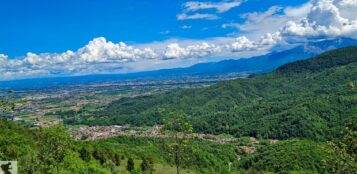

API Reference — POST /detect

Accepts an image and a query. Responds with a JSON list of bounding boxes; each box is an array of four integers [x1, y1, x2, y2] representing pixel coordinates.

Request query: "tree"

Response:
[[127, 158, 135, 172], [114, 153, 121, 166], [37, 126, 73, 173], [79, 146, 92, 162], [130, 169, 142, 174], [141, 157, 154, 174], [161, 112, 194, 174], [328, 122, 357, 173], [348, 81, 356, 92], [92, 149, 106, 165]]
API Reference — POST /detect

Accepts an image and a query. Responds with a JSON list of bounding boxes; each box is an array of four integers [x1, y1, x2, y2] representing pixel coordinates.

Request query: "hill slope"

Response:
[[62, 46, 357, 140]]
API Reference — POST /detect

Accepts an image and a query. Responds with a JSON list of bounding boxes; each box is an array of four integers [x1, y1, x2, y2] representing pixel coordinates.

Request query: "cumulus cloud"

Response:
[[75, 37, 158, 63], [177, 13, 219, 20], [163, 42, 221, 59], [0, 37, 160, 80], [223, 0, 357, 41], [183, 0, 243, 13], [281, 0, 357, 38], [227, 33, 282, 52], [260, 32, 283, 46], [229, 36, 257, 52], [222, 0, 357, 41]]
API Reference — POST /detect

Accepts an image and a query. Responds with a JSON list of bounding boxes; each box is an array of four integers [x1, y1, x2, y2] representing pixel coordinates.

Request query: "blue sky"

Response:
[[1, 0, 307, 57], [1, 0, 357, 80]]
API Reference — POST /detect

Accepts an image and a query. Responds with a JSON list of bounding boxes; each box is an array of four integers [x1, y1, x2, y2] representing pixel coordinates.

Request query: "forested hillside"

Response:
[[62, 46, 357, 141], [0, 119, 342, 173], [0, 119, 240, 173]]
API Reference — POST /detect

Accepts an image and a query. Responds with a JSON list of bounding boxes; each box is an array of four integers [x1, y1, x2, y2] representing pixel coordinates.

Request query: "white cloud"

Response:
[[177, 0, 243, 20], [183, 0, 243, 13], [223, 0, 357, 40], [222, 23, 240, 29], [0, 37, 161, 80], [229, 36, 257, 52], [163, 42, 221, 59], [75, 37, 158, 63], [236, 6, 287, 34], [222, 5, 306, 38], [177, 13, 219, 20], [284, 2, 313, 18], [281, 0, 357, 38], [227, 33, 282, 52], [163, 43, 187, 59], [260, 32, 283, 46], [241, 6, 284, 24], [1, 35, 278, 80]]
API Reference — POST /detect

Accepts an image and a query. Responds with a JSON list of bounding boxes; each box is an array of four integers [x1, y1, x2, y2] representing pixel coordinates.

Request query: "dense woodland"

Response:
[[3, 119, 356, 174], [59, 46, 357, 141]]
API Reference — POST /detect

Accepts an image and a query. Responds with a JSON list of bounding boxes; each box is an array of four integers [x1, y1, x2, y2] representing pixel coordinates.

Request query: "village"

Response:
[[69, 124, 279, 158], [69, 124, 235, 143]]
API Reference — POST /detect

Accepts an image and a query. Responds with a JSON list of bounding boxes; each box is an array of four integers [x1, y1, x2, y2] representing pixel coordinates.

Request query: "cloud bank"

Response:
[[0, 36, 278, 80], [2, 0, 357, 80]]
